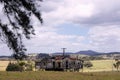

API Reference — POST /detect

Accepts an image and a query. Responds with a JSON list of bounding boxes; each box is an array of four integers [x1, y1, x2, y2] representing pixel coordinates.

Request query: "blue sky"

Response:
[[57, 23, 90, 45], [57, 23, 89, 36], [1, 0, 120, 55]]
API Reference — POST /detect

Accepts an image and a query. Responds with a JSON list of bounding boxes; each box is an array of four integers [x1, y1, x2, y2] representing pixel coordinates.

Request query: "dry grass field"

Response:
[[83, 60, 116, 72], [0, 60, 117, 72], [0, 60, 119, 80], [0, 61, 9, 71]]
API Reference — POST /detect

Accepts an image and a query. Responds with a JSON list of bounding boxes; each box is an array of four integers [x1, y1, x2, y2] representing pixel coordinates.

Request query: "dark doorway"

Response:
[[66, 60, 69, 69], [58, 62, 61, 68], [53, 61, 55, 69]]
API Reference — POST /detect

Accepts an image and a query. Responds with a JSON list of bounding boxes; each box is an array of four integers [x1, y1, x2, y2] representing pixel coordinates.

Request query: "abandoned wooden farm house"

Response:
[[35, 55, 84, 71]]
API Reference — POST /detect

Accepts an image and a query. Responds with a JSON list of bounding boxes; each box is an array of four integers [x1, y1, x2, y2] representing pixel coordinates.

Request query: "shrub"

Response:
[[6, 61, 35, 71], [19, 61, 26, 66], [25, 61, 34, 71], [84, 61, 93, 68], [6, 63, 23, 71], [25, 63, 33, 71]]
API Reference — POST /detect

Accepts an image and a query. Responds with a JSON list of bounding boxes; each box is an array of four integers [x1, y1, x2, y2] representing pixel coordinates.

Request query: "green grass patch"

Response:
[[0, 71, 120, 80]]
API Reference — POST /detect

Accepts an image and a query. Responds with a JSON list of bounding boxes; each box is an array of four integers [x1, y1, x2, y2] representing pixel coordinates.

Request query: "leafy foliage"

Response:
[[84, 61, 93, 68], [25, 61, 35, 71], [113, 60, 120, 71], [19, 61, 26, 66], [0, 0, 43, 60], [6, 63, 23, 71], [6, 61, 35, 71], [12, 52, 27, 60]]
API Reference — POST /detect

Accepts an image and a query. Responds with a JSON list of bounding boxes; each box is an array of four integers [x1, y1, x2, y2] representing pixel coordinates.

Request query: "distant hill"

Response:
[[0, 51, 120, 60], [0, 56, 11, 58], [52, 52, 74, 55], [75, 50, 101, 56], [37, 53, 51, 59], [106, 52, 120, 54], [52, 50, 103, 56], [0, 56, 11, 60]]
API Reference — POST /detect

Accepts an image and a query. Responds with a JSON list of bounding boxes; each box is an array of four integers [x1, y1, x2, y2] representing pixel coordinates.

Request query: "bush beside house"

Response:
[[6, 61, 35, 71]]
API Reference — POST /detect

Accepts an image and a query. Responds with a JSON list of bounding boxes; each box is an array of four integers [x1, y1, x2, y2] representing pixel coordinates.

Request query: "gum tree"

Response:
[[0, 0, 43, 60]]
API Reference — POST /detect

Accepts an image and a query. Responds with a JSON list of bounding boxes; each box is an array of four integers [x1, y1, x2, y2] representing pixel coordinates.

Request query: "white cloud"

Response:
[[73, 0, 120, 25], [42, 0, 95, 26], [24, 29, 87, 53], [89, 26, 120, 52], [1, 0, 120, 55]]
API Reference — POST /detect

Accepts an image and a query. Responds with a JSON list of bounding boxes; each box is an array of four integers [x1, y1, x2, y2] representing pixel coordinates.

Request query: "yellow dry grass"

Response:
[[0, 61, 10, 71], [83, 60, 116, 72], [0, 60, 117, 72]]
